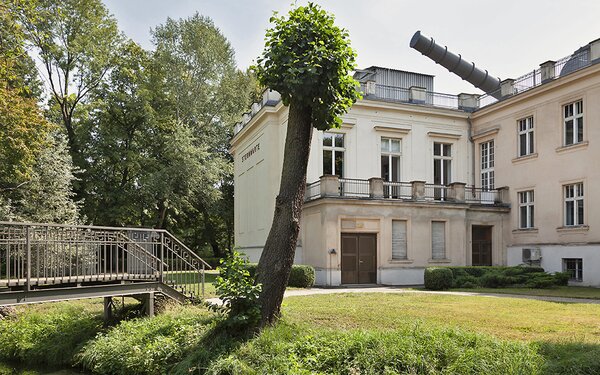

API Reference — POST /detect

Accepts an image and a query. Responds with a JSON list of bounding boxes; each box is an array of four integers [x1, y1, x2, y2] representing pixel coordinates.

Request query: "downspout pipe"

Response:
[[410, 31, 503, 99]]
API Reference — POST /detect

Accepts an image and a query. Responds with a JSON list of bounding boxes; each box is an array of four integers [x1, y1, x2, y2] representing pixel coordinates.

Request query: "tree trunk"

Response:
[[256, 100, 313, 327]]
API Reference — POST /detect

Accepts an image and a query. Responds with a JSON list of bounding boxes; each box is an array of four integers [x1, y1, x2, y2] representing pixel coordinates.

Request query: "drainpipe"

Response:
[[467, 116, 475, 187]]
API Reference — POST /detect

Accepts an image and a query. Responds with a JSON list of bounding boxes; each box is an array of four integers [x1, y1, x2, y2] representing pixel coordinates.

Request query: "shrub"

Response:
[[481, 272, 514, 288], [553, 272, 570, 286], [211, 251, 262, 331], [245, 263, 315, 288], [288, 265, 315, 288], [424, 267, 453, 290], [453, 275, 480, 288]]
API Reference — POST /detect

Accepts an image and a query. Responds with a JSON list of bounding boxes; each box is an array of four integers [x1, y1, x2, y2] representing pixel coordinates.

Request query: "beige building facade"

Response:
[[233, 37, 600, 286], [232, 68, 510, 286], [471, 40, 600, 286]]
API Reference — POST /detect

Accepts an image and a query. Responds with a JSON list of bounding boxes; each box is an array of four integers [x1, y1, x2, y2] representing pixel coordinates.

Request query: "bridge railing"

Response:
[[0, 222, 211, 301]]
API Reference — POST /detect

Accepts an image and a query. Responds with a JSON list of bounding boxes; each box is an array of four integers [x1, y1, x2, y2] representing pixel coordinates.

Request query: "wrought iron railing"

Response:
[[339, 178, 370, 197], [383, 181, 412, 199], [0, 222, 211, 301], [305, 181, 321, 201], [480, 48, 592, 108], [424, 184, 451, 201], [465, 186, 500, 205], [362, 84, 462, 110]]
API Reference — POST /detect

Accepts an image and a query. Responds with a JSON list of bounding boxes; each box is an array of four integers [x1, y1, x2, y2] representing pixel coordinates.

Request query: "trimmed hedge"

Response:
[[424, 267, 453, 290], [244, 264, 315, 288], [427, 266, 570, 289]]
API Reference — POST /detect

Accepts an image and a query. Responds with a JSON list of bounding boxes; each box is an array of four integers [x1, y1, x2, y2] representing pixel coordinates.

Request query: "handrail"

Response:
[[164, 231, 212, 269], [0, 222, 211, 302]]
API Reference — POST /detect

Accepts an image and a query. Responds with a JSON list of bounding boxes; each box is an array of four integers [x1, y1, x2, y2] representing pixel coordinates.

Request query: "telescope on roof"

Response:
[[410, 31, 502, 98]]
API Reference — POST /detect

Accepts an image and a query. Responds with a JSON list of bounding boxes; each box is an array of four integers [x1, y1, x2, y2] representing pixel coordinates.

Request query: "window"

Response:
[[431, 221, 446, 260], [564, 100, 583, 146], [433, 143, 451, 200], [563, 258, 583, 282], [480, 140, 494, 190], [518, 116, 534, 156], [518, 190, 535, 229], [392, 220, 407, 260], [323, 133, 344, 177], [381, 138, 401, 182], [564, 182, 584, 226]]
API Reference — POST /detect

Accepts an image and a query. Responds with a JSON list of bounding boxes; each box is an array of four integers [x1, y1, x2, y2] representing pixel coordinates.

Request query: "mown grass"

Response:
[[2, 292, 600, 374], [452, 285, 600, 300]]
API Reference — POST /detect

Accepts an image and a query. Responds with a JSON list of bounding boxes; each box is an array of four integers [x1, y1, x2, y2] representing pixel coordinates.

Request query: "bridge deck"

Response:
[[0, 273, 159, 287]]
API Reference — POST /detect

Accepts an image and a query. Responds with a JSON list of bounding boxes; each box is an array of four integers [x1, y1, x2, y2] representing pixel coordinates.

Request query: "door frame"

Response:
[[340, 232, 378, 284]]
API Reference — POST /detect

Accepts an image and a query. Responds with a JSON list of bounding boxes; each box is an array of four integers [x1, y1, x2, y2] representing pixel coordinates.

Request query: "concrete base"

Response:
[[380, 268, 425, 285], [508, 244, 600, 286], [315, 268, 341, 286]]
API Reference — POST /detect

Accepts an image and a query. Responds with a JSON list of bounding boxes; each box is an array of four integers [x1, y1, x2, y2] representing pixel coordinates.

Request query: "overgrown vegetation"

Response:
[[425, 266, 570, 290], [209, 252, 262, 331]]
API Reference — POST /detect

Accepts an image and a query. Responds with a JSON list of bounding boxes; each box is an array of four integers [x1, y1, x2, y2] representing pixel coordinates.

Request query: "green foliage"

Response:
[[424, 267, 453, 290], [78, 305, 211, 374], [210, 252, 262, 331], [245, 263, 315, 288], [205, 322, 542, 375], [255, 3, 361, 130], [0, 304, 101, 366], [287, 265, 316, 288], [447, 266, 569, 289]]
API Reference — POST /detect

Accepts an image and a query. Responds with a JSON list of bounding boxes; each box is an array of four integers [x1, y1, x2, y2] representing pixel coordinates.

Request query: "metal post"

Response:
[[202, 263, 205, 298], [25, 226, 31, 292], [159, 232, 164, 284]]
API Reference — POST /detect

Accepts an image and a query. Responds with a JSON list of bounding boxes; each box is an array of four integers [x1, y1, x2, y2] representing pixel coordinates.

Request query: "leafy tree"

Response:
[[17, 0, 122, 172], [254, 3, 360, 327]]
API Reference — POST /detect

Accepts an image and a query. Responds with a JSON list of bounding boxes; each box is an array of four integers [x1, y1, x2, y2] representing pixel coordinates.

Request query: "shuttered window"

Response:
[[431, 221, 446, 259], [392, 220, 407, 260]]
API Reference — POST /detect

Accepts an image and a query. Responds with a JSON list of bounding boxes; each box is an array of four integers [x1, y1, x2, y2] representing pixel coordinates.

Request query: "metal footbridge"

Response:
[[0, 222, 211, 316]]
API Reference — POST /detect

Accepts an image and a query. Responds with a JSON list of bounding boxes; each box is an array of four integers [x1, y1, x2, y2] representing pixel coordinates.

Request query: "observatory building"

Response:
[[231, 33, 600, 286]]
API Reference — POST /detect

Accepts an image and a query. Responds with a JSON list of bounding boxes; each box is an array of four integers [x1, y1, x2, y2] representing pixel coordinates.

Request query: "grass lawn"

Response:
[[451, 285, 600, 300], [4, 292, 600, 373]]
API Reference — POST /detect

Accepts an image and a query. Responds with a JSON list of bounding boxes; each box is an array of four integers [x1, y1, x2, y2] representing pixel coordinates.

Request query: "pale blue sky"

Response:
[[103, 0, 600, 95]]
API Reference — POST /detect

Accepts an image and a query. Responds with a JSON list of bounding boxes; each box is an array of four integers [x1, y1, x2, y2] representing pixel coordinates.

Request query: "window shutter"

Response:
[[392, 220, 407, 259], [432, 221, 446, 259]]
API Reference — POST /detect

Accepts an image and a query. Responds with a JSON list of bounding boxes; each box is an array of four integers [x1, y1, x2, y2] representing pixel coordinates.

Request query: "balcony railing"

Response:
[[305, 176, 508, 207]]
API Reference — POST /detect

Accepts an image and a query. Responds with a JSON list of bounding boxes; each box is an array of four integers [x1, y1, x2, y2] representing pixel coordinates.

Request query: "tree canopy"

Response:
[[253, 3, 360, 327]]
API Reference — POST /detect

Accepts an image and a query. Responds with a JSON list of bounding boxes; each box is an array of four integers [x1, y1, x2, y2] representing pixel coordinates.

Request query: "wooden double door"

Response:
[[472, 225, 492, 266], [341, 233, 377, 284]]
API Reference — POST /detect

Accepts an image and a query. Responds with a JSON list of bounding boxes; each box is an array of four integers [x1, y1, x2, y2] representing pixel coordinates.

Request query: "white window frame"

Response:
[[480, 140, 494, 190], [381, 138, 402, 182], [564, 182, 584, 226], [563, 100, 584, 146], [518, 190, 535, 229], [322, 132, 345, 177], [431, 221, 446, 260], [518, 116, 534, 156], [433, 142, 452, 185]]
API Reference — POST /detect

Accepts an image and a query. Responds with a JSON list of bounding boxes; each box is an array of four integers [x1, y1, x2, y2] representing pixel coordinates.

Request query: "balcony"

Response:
[[305, 176, 509, 206]]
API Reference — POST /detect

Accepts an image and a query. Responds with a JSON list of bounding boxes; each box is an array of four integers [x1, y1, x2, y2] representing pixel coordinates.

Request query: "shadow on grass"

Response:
[[169, 318, 256, 374], [538, 341, 600, 375]]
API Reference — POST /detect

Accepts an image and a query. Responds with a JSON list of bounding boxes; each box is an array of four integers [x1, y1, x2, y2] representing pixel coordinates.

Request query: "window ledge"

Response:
[[512, 228, 539, 234], [512, 153, 538, 163], [557, 225, 589, 233], [556, 141, 589, 154], [389, 259, 414, 264], [428, 258, 452, 264]]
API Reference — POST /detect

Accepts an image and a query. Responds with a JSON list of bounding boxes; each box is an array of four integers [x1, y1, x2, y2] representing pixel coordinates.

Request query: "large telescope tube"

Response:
[[410, 31, 501, 97]]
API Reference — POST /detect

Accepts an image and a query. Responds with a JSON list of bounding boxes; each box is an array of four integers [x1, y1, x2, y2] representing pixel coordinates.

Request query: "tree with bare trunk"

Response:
[[253, 3, 360, 328]]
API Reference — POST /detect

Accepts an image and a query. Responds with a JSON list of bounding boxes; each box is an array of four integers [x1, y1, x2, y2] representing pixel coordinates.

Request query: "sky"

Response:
[[103, 0, 600, 95]]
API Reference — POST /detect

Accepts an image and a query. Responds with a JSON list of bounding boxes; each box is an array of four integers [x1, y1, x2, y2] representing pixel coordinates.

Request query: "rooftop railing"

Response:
[[479, 48, 593, 108]]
